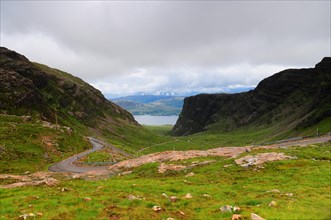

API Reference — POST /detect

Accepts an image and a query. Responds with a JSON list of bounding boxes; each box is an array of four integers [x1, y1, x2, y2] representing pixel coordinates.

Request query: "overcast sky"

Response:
[[1, 1, 330, 97]]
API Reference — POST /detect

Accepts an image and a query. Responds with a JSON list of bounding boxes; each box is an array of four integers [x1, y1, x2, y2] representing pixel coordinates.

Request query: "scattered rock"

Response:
[[19, 213, 35, 219], [183, 180, 191, 184], [251, 213, 266, 220], [166, 218, 175, 220], [266, 189, 281, 193], [152, 205, 162, 212], [128, 194, 141, 200], [96, 186, 103, 191], [268, 200, 277, 207], [0, 176, 58, 188], [185, 172, 195, 177], [220, 205, 233, 212], [61, 187, 69, 192], [179, 211, 185, 216], [22, 115, 32, 122], [119, 171, 133, 176], [203, 194, 212, 198], [36, 213, 43, 216], [170, 196, 177, 202], [285, 193, 293, 197], [232, 214, 242, 220], [158, 163, 187, 173], [108, 147, 251, 172], [184, 193, 192, 199], [235, 152, 296, 167], [224, 164, 233, 168], [44, 178, 58, 186], [233, 206, 241, 212], [162, 193, 168, 198], [83, 197, 92, 202]]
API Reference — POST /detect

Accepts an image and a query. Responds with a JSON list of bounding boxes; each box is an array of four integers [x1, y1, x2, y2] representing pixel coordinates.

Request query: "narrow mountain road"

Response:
[[49, 135, 331, 174], [48, 137, 109, 173], [259, 135, 331, 149]]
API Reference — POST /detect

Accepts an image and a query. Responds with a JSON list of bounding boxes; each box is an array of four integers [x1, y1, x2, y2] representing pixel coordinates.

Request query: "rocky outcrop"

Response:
[[0, 171, 58, 188], [235, 152, 296, 167], [171, 58, 331, 135], [0, 47, 138, 129]]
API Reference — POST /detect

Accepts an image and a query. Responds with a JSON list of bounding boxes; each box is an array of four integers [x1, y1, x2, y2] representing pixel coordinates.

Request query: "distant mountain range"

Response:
[[111, 95, 184, 116]]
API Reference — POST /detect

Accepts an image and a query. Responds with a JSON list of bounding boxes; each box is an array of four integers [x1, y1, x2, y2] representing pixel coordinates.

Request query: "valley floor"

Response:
[[0, 138, 330, 219]]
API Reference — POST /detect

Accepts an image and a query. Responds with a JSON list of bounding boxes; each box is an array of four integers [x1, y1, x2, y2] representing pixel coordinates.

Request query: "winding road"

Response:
[[48, 137, 109, 173], [49, 135, 331, 174]]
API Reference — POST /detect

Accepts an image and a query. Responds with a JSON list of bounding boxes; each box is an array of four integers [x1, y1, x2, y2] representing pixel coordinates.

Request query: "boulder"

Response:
[[83, 197, 91, 202], [251, 213, 266, 220], [170, 196, 177, 202], [233, 206, 241, 212], [184, 193, 192, 199], [220, 205, 233, 212], [268, 200, 277, 207], [162, 193, 168, 198], [128, 194, 141, 200], [185, 172, 195, 177], [152, 205, 162, 212], [232, 214, 242, 220]]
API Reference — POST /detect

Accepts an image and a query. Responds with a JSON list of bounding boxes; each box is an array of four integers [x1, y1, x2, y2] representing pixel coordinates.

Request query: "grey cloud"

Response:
[[1, 1, 330, 95]]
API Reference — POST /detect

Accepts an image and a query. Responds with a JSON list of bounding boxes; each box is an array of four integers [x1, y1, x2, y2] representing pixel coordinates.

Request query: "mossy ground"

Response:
[[1, 143, 330, 219]]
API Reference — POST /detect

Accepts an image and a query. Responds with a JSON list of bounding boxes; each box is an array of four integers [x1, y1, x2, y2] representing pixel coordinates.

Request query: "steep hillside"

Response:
[[172, 58, 331, 136], [0, 47, 138, 130], [112, 95, 184, 116], [0, 47, 170, 173]]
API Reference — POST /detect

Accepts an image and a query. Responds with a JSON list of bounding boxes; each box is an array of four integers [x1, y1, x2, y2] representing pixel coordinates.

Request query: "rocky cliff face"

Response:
[[171, 58, 331, 136], [0, 47, 138, 130]]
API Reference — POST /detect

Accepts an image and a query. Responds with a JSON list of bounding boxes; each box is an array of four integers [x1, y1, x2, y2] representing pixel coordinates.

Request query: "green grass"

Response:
[[142, 119, 331, 154], [0, 114, 90, 174], [80, 150, 114, 163], [142, 126, 272, 154], [143, 125, 174, 136], [1, 142, 330, 219]]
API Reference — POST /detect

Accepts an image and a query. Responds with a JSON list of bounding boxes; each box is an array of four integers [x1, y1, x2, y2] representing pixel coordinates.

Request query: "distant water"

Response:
[[133, 115, 178, 125]]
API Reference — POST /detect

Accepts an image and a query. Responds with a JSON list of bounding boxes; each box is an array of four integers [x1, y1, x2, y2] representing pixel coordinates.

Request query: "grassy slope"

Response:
[[1, 113, 329, 174], [0, 114, 172, 173], [142, 117, 331, 154], [1, 142, 330, 219], [34, 63, 172, 155], [0, 114, 90, 174]]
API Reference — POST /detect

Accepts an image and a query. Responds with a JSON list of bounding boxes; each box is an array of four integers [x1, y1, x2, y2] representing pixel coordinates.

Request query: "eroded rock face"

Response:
[[171, 57, 331, 136]]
